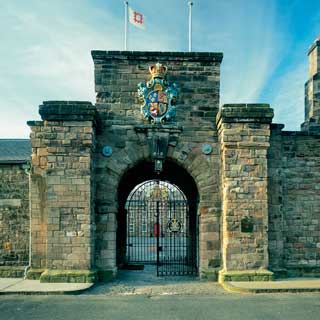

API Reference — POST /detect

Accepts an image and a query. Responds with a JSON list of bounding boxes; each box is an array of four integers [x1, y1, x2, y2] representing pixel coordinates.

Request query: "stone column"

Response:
[[217, 104, 274, 281], [27, 101, 97, 283]]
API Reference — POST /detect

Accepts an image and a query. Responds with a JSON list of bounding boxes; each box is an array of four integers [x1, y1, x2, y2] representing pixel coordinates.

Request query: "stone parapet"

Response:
[[92, 50, 222, 123], [39, 101, 96, 121], [307, 37, 320, 77], [216, 104, 274, 124], [307, 38, 320, 55]]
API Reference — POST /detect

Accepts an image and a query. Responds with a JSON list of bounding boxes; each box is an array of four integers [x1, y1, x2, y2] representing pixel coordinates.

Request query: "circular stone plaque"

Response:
[[102, 145, 113, 157], [202, 144, 213, 155]]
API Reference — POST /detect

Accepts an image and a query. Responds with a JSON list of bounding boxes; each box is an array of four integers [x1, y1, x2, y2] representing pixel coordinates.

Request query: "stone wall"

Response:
[[27, 101, 97, 282], [92, 51, 222, 122], [0, 164, 29, 268], [268, 126, 320, 277]]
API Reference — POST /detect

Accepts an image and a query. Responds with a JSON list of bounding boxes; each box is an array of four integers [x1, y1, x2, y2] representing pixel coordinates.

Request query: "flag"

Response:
[[128, 6, 145, 30]]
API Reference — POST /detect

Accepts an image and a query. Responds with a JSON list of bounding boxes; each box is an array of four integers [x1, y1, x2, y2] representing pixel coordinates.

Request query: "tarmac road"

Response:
[[0, 293, 320, 320]]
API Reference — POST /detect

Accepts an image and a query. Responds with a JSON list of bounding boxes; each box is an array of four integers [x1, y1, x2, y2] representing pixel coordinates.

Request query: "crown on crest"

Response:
[[149, 63, 167, 79]]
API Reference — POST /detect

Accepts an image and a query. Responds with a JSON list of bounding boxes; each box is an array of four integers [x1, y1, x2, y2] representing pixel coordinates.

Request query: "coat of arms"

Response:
[[167, 217, 182, 233], [138, 63, 178, 123]]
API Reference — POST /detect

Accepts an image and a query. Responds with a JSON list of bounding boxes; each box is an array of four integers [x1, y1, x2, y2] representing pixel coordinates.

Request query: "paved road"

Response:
[[1, 292, 320, 320]]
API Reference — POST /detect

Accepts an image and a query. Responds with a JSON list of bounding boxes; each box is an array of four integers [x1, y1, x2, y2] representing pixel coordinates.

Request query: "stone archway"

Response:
[[20, 49, 281, 284], [116, 160, 199, 276]]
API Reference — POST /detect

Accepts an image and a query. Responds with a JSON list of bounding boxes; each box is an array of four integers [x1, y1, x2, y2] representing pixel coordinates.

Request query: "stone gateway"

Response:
[[0, 38, 320, 283]]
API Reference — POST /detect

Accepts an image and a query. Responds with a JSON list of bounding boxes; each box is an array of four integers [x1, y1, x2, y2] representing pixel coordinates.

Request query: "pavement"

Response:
[[222, 278, 320, 293], [0, 278, 93, 295], [1, 270, 320, 295]]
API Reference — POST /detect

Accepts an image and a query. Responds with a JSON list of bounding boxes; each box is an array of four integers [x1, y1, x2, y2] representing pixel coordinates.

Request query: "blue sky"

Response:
[[0, 0, 319, 138]]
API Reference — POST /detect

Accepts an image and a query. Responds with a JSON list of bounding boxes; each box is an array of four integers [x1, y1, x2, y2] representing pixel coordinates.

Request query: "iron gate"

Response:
[[125, 180, 198, 276]]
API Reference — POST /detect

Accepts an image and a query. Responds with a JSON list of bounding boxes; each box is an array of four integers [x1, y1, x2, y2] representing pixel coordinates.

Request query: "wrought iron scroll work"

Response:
[[125, 180, 198, 276]]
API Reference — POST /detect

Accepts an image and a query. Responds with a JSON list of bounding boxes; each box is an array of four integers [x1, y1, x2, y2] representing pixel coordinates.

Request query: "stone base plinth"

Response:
[[26, 268, 45, 280], [39, 269, 97, 283], [286, 266, 320, 278], [97, 269, 115, 282], [219, 269, 274, 282], [0, 266, 26, 278], [200, 268, 220, 281]]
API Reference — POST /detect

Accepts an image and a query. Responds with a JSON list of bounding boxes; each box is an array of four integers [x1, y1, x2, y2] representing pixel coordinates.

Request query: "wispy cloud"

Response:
[[0, 0, 177, 137], [199, 0, 286, 104], [0, 2, 118, 137], [268, 62, 306, 130], [0, 0, 318, 137]]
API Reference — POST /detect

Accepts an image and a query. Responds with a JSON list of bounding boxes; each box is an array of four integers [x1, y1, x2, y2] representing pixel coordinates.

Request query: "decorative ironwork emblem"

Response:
[[202, 144, 213, 155], [138, 63, 178, 124], [241, 216, 254, 233], [167, 217, 182, 233], [102, 145, 113, 157]]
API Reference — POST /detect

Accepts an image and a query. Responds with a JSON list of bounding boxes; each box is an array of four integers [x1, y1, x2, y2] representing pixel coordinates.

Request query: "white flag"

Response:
[[128, 6, 145, 29]]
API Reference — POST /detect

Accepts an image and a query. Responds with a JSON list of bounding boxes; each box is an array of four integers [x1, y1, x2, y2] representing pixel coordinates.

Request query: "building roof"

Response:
[[0, 139, 31, 164]]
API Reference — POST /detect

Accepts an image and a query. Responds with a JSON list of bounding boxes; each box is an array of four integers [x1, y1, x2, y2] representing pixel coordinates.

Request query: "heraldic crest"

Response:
[[138, 63, 178, 124]]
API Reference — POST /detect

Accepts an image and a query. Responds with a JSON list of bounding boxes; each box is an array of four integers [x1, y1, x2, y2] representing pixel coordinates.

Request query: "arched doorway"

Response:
[[117, 160, 199, 277]]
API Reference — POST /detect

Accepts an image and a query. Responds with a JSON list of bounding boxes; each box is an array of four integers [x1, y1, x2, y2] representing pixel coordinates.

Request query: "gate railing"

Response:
[[125, 180, 198, 276]]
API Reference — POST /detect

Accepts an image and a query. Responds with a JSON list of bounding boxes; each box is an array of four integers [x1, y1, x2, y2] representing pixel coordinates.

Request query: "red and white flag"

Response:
[[128, 6, 145, 29]]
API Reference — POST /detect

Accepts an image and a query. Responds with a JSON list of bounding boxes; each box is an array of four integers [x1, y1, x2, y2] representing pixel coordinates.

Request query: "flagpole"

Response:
[[188, 1, 193, 52], [124, 1, 128, 50]]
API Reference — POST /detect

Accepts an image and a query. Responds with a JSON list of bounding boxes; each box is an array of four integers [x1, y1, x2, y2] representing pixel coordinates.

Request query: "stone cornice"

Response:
[[38, 101, 97, 122], [308, 39, 320, 55], [216, 104, 274, 127]]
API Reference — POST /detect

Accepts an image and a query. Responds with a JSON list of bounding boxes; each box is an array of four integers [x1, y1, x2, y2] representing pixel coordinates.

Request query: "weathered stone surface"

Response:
[[26, 268, 45, 280], [302, 38, 320, 130], [39, 269, 97, 283], [28, 108, 96, 273], [219, 269, 274, 282], [92, 51, 223, 275], [268, 126, 320, 276], [0, 266, 25, 278], [0, 164, 29, 267], [39, 101, 96, 121], [217, 106, 272, 273]]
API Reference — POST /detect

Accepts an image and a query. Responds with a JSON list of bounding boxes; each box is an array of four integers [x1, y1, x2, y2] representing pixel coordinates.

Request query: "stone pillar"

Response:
[[217, 104, 274, 281], [302, 37, 320, 131], [27, 101, 97, 283]]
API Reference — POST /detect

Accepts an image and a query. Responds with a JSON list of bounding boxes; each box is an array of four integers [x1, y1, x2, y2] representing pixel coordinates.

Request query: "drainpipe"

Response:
[[23, 161, 32, 279]]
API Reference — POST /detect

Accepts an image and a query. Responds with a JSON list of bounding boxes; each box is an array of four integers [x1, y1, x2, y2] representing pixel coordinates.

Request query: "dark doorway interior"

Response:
[[117, 160, 199, 276]]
